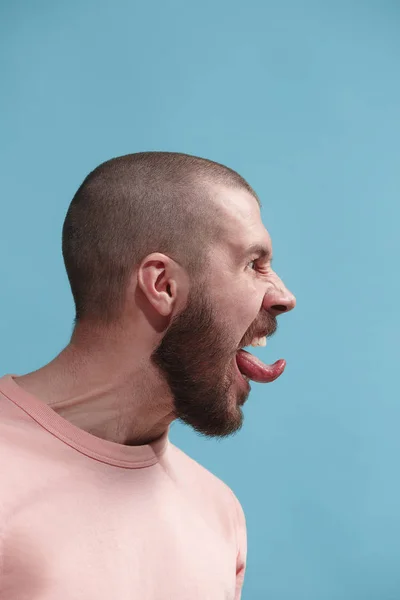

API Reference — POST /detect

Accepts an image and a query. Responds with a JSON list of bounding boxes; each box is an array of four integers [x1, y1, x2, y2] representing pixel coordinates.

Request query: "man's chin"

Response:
[[176, 396, 244, 439]]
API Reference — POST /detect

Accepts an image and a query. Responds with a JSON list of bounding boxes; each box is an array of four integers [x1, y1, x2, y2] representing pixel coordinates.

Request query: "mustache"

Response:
[[243, 314, 278, 347]]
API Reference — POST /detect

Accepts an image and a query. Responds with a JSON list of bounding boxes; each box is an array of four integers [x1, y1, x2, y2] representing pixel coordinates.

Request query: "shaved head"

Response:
[[62, 152, 260, 326]]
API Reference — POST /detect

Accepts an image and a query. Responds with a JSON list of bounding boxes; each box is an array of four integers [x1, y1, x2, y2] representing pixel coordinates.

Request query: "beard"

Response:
[[151, 283, 243, 438], [151, 283, 277, 439]]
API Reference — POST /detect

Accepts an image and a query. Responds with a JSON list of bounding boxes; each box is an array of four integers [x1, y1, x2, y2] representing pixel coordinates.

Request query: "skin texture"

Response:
[[15, 185, 296, 444]]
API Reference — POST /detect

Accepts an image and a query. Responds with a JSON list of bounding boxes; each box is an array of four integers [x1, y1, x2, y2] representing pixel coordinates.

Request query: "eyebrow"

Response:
[[244, 244, 273, 262]]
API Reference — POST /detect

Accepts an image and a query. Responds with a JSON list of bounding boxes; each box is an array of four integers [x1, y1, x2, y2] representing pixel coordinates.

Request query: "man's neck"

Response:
[[14, 344, 175, 446]]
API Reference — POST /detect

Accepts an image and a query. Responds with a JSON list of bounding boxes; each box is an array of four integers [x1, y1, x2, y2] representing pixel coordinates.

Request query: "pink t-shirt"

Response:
[[0, 374, 247, 600]]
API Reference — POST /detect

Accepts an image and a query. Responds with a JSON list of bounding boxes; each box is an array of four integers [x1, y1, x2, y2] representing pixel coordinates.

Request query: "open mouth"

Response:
[[235, 335, 286, 384]]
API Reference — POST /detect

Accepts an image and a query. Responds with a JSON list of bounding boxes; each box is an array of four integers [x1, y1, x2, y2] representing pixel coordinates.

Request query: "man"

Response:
[[0, 152, 295, 599]]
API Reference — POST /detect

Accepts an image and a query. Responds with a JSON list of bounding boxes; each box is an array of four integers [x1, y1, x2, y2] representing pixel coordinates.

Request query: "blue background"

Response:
[[1, 1, 399, 598]]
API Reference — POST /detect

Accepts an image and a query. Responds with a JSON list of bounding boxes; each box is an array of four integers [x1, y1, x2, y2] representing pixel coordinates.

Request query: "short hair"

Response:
[[62, 151, 260, 326]]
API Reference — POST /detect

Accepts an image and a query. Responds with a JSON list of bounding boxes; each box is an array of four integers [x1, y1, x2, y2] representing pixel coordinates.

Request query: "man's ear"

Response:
[[137, 253, 183, 318]]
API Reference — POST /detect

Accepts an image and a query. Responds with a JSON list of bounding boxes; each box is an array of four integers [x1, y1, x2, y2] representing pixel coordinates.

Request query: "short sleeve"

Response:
[[230, 491, 247, 600]]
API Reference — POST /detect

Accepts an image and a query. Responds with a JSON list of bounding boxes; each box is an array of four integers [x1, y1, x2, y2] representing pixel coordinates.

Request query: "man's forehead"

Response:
[[212, 186, 272, 258], [212, 184, 258, 219]]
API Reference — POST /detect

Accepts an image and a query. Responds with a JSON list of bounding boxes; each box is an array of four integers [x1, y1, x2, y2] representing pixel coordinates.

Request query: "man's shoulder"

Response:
[[167, 442, 246, 544], [168, 442, 240, 505]]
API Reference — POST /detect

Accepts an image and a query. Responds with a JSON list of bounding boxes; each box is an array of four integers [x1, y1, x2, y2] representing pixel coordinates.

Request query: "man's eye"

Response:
[[248, 260, 258, 271]]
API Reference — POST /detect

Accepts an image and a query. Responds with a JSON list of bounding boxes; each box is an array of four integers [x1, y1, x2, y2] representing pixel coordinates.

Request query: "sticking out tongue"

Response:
[[236, 349, 286, 383]]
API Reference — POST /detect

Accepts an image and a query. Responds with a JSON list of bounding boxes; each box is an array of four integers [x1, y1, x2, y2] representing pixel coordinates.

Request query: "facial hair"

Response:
[[151, 285, 247, 438]]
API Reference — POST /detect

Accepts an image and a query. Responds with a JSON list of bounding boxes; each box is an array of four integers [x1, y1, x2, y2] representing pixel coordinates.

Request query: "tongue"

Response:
[[236, 349, 286, 383]]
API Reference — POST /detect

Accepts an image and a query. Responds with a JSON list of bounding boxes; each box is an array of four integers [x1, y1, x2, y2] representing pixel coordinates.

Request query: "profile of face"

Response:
[[151, 186, 296, 438]]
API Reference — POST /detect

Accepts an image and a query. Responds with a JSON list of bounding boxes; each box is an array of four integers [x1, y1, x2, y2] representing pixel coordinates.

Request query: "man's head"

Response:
[[62, 152, 295, 439]]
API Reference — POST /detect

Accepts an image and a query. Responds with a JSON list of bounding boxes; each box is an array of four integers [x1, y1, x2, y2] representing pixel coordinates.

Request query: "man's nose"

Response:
[[262, 275, 296, 317]]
